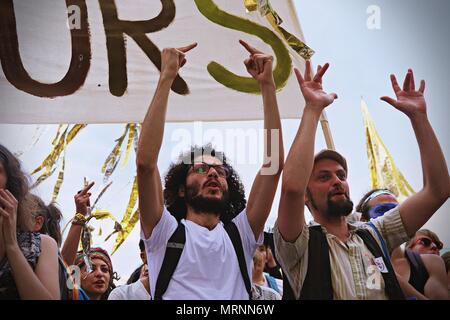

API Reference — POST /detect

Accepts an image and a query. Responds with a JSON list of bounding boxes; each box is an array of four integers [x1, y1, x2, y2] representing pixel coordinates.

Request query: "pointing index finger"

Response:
[[177, 43, 198, 53], [239, 39, 261, 55]]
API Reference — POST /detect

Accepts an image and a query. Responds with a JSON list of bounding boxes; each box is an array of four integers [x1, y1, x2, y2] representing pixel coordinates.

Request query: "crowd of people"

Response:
[[1, 40, 449, 300]]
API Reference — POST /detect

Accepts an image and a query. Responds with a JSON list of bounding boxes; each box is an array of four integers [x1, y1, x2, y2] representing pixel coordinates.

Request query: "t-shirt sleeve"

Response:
[[273, 221, 309, 270], [232, 209, 264, 259], [140, 207, 178, 253]]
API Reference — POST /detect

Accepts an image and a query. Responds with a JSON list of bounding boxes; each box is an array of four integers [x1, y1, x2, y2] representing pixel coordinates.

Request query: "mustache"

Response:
[[203, 178, 222, 189], [327, 188, 349, 199]]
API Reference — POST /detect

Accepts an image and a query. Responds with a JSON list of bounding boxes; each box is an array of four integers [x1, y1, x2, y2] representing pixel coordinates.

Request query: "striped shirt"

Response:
[[274, 206, 409, 300]]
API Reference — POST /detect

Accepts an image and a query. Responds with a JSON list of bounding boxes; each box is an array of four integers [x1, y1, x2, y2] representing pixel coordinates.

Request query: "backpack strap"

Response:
[[356, 228, 405, 300], [154, 223, 186, 300], [405, 249, 429, 294], [224, 221, 252, 300], [299, 225, 333, 300], [367, 221, 391, 260]]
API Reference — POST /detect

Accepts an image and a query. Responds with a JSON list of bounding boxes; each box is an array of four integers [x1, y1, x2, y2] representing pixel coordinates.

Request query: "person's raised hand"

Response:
[[160, 43, 198, 80], [294, 60, 337, 112], [381, 69, 426, 118]]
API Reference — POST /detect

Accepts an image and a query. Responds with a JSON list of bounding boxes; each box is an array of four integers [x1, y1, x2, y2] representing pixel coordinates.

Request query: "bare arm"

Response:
[[396, 272, 428, 300], [239, 40, 284, 240], [0, 190, 60, 299], [137, 43, 197, 239], [277, 62, 338, 242], [61, 182, 94, 265], [381, 70, 450, 237], [423, 254, 450, 300]]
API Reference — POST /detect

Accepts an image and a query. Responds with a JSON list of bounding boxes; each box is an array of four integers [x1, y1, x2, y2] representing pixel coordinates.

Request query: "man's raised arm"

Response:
[[380, 69, 450, 237], [239, 40, 284, 240], [137, 43, 197, 239], [277, 61, 337, 242]]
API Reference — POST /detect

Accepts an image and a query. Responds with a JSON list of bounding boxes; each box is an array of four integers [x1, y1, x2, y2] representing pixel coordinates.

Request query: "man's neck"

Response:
[[186, 208, 220, 230], [314, 214, 349, 242]]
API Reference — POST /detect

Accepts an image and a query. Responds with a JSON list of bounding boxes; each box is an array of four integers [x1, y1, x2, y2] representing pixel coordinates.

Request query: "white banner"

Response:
[[0, 0, 309, 124]]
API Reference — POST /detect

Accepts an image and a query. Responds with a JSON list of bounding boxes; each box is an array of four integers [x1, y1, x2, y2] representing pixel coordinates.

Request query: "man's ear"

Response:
[[178, 185, 185, 197]]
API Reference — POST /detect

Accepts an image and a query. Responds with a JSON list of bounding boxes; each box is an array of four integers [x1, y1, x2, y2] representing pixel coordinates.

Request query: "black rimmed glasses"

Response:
[[190, 162, 230, 178]]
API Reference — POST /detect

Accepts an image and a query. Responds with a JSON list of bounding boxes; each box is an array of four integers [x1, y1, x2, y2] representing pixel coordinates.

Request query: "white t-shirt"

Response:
[[141, 208, 263, 300], [108, 280, 151, 300]]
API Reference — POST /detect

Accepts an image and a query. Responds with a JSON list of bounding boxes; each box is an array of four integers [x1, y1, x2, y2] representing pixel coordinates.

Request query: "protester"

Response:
[[356, 188, 449, 299], [252, 245, 283, 296], [274, 63, 450, 299], [0, 144, 60, 300], [61, 182, 116, 300], [29, 194, 73, 300], [356, 189, 399, 222], [108, 240, 150, 300], [392, 229, 448, 299], [136, 40, 284, 300]]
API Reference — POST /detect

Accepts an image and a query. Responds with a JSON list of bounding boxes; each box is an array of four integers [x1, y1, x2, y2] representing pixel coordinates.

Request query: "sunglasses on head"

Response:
[[190, 162, 230, 178]]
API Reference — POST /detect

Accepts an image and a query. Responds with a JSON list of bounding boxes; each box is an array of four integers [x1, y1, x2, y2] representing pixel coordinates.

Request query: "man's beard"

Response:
[[185, 181, 229, 217], [326, 193, 353, 218], [308, 188, 353, 218]]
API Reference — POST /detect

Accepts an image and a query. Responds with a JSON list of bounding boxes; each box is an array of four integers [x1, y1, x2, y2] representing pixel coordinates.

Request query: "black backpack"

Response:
[[153, 221, 252, 300]]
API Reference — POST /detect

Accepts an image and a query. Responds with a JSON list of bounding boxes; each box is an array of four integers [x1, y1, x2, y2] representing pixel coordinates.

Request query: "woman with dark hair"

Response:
[[73, 248, 116, 300], [0, 144, 60, 299], [60, 181, 117, 300]]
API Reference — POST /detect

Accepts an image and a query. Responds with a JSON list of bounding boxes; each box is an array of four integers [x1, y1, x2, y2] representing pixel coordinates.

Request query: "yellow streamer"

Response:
[[260, 0, 315, 60], [102, 124, 130, 181], [121, 123, 136, 168], [108, 177, 140, 254], [112, 209, 139, 254], [32, 124, 86, 188]]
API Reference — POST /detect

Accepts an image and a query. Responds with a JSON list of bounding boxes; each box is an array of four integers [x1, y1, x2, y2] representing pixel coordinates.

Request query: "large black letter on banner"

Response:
[[99, 0, 188, 96], [0, 0, 91, 98]]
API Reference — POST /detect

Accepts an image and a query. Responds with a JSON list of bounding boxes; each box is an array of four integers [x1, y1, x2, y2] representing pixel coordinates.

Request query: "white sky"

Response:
[[0, 0, 449, 283]]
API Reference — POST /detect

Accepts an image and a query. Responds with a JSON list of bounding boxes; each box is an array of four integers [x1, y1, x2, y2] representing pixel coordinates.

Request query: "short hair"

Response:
[[406, 229, 443, 250], [314, 149, 348, 174], [441, 252, 450, 273]]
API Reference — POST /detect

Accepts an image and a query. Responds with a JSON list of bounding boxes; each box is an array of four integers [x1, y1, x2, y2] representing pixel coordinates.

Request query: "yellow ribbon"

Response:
[[245, 0, 315, 60], [102, 124, 130, 182], [121, 123, 136, 168], [106, 177, 140, 254]]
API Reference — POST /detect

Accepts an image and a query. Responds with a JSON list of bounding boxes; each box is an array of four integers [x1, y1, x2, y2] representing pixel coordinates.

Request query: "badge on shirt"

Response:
[[373, 257, 388, 273]]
